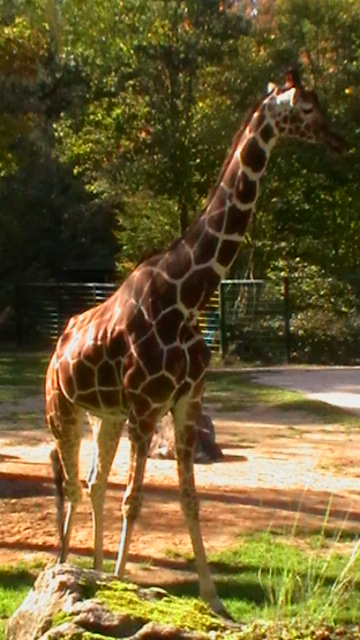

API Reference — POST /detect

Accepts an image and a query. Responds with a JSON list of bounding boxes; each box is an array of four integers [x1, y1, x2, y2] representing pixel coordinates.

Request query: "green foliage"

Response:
[[0, 559, 44, 640], [208, 532, 360, 625], [115, 192, 179, 276], [1, 0, 360, 361], [251, 0, 360, 279], [266, 262, 360, 364], [2, 538, 360, 639]]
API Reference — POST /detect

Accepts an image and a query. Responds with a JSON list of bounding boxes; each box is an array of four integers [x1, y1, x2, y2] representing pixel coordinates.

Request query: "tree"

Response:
[[245, 0, 360, 279]]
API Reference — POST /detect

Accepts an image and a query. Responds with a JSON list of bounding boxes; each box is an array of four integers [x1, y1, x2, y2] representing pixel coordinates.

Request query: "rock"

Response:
[[130, 621, 209, 639], [6, 564, 217, 640], [149, 413, 223, 463], [194, 414, 223, 463], [6, 564, 85, 640]]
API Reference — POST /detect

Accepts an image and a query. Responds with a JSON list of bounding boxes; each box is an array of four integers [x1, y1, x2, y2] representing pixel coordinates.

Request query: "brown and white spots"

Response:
[[140, 372, 176, 405], [149, 271, 178, 309], [207, 210, 226, 234], [180, 267, 219, 311], [155, 307, 183, 344], [235, 171, 258, 205], [164, 242, 192, 280], [192, 228, 220, 265], [72, 358, 96, 393], [130, 393, 152, 419], [46, 69, 346, 617], [206, 184, 228, 215], [260, 122, 275, 144], [182, 218, 205, 250], [248, 110, 266, 133], [223, 205, 252, 237], [240, 137, 267, 174], [222, 155, 240, 190], [106, 331, 129, 362], [136, 331, 163, 376], [216, 239, 240, 269], [123, 359, 148, 394], [164, 344, 187, 380], [127, 306, 151, 342]]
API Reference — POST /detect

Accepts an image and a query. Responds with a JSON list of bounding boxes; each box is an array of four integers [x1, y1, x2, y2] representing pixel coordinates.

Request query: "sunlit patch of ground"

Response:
[[0, 390, 360, 588]]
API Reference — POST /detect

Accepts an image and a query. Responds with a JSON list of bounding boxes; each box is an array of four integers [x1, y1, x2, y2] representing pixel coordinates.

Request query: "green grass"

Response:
[[0, 354, 356, 426], [58, 526, 360, 631], [159, 531, 360, 629], [4, 533, 359, 639], [0, 560, 45, 640], [0, 411, 44, 431], [1, 356, 360, 637], [205, 370, 358, 425], [0, 386, 25, 403], [0, 353, 49, 389], [215, 533, 360, 625]]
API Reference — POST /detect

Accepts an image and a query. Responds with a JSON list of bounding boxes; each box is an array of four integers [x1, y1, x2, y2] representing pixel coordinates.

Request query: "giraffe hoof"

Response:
[[210, 597, 235, 622], [216, 606, 235, 622]]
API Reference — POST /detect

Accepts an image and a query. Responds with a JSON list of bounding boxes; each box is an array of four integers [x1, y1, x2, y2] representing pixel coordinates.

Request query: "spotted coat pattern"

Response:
[[46, 70, 347, 616]]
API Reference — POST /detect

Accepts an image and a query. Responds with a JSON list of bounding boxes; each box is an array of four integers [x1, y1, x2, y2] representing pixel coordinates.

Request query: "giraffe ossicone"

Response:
[[46, 69, 347, 617]]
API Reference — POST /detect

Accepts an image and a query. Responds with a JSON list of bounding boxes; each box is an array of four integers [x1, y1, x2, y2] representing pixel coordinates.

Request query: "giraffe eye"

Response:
[[302, 105, 314, 115]]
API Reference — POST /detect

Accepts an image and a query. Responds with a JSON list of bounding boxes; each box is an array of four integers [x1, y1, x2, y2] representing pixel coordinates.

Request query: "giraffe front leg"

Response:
[[87, 415, 123, 571], [115, 427, 151, 577]]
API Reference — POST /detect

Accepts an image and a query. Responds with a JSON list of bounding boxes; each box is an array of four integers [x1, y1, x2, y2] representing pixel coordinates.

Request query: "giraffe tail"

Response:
[[50, 447, 65, 541]]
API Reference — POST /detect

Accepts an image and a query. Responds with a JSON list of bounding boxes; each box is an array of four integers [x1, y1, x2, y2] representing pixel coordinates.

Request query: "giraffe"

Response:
[[46, 69, 347, 616]]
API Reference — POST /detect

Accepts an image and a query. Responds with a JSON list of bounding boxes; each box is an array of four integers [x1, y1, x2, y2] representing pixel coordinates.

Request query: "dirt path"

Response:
[[1, 391, 360, 587]]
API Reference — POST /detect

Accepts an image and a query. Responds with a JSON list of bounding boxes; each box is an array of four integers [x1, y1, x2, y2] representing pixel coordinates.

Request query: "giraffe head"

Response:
[[266, 69, 348, 154]]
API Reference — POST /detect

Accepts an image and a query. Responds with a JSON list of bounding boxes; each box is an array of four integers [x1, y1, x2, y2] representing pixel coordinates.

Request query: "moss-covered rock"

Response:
[[5, 564, 227, 639]]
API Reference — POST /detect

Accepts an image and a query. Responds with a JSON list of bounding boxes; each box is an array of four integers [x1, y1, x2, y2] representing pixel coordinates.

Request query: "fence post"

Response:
[[56, 283, 62, 339], [219, 282, 227, 358], [283, 276, 291, 363], [14, 283, 23, 346]]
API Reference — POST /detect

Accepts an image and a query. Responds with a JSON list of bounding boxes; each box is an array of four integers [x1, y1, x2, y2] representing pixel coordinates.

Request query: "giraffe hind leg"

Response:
[[87, 414, 124, 571], [115, 419, 153, 577], [50, 441, 82, 564], [50, 447, 65, 544], [48, 405, 84, 564]]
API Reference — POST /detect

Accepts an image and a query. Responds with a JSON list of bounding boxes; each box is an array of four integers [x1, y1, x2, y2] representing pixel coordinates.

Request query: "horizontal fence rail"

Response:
[[12, 282, 223, 353], [3, 276, 360, 365], [13, 282, 117, 346]]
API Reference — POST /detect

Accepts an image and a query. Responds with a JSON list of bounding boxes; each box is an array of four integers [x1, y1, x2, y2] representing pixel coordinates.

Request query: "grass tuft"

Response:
[[205, 370, 358, 425], [0, 560, 46, 640], [0, 353, 49, 389]]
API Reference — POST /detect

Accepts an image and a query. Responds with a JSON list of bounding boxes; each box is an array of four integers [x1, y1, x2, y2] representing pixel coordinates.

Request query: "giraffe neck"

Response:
[[160, 100, 279, 320]]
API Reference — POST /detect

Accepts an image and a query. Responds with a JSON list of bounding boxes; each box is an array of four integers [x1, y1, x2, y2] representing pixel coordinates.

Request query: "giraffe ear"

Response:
[[285, 68, 301, 88], [267, 81, 277, 94]]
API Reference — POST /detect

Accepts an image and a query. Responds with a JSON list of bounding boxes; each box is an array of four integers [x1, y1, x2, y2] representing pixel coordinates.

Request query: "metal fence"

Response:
[[4, 277, 360, 365], [13, 282, 116, 346], [219, 279, 290, 363]]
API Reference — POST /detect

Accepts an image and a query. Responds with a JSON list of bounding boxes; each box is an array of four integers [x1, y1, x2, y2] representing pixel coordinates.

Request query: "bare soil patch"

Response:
[[1, 392, 360, 587]]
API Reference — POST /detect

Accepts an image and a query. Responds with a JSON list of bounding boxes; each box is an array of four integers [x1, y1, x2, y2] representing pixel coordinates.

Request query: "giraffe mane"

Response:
[[203, 93, 268, 210], [135, 246, 164, 267]]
